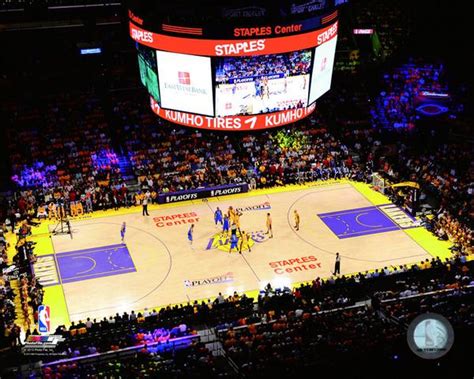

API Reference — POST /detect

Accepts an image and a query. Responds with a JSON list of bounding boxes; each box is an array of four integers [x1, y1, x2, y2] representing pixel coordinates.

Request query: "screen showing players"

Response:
[[137, 44, 160, 103], [309, 35, 338, 104], [156, 51, 214, 116], [215, 50, 312, 117]]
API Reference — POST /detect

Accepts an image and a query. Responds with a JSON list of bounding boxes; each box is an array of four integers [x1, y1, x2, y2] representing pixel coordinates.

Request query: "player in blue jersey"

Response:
[[222, 214, 230, 236], [229, 232, 238, 253], [120, 222, 126, 242], [214, 207, 223, 226], [188, 224, 194, 246]]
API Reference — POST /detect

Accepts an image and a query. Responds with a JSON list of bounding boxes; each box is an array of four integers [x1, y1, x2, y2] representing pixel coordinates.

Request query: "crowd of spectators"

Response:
[[3, 71, 471, 255], [35, 257, 474, 360], [42, 343, 231, 379], [33, 256, 473, 377], [6, 94, 123, 191], [1, 2, 471, 376], [0, 262, 19, 349], [221, 288, 473, 378], [377, 139, 473, 255], [216, 50, 312, 83], [112, 93, 367, 195], [0, 227, 39, 350], [372, 62, 447, 129]]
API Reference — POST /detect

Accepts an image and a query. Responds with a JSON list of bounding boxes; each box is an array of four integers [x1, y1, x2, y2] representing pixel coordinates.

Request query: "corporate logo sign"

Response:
[[210, 186, 245, 197], [131, 21, 338, 57], [321, 56, 327, 71], [157, 184, 249, 204], [236, 201, 271, 213], [156, 51, 214, 116], [164, 193, 198, 203], [184, 272, 234, 288], [291, 0, 326, 14], [38, 305, 51, 334], [222, 6, 267, 18], [164, 76, 207, 94], [309, 34, 338, 104], [178, 71, 191, 85]]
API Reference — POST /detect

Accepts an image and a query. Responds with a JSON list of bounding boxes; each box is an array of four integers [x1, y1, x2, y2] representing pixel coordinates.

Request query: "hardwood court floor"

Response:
[[42, 182, 431, 323]]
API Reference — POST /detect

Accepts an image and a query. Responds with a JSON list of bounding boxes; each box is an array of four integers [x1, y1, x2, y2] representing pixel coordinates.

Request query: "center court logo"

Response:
[[205, 230, 267, 252], [407, 312, 454, 359]]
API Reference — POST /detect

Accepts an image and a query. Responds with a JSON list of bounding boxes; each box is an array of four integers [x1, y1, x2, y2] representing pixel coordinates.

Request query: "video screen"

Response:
[[137, 44, 160, 103], [215, 50, 312, 117], [309, 35, 338, 104], [156, 51, 214, 116]]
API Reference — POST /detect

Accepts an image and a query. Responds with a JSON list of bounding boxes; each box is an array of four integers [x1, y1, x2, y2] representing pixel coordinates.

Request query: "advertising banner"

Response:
[[151, 97, 316, 131], [130, 21, 338, 57], [156, 51, 214, 116], [157, 183, 249, 204], [309, 34, 338, 104]]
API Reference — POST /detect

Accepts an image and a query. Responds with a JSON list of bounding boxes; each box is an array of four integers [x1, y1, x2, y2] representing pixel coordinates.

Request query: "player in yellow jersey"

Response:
[[294, 210, 300, 231], [228, 206, 236, 223], [239, 230, 251, 254], [265, 213, 273, 238]]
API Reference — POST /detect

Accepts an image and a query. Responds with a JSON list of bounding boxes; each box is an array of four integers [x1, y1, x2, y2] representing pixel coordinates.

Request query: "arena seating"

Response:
[[33, 270, 473, 378], [373, 62, 448, 129], [0, 1, 472, 376]]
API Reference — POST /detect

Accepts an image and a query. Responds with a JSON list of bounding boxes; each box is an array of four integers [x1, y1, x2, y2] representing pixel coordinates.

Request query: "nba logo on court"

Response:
[[178, 71, 191, 85], [38, 305, 51, 334]]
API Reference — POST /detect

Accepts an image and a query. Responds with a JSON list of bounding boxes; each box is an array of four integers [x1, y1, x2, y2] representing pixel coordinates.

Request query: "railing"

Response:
[[41, 333, 199, 368]]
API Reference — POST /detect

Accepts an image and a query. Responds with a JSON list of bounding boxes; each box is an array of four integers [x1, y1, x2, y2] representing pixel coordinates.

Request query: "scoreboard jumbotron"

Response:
[[128, 0, 344, 130]]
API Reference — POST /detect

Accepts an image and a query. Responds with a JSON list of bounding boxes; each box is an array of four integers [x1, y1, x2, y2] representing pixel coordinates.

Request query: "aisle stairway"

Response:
[[116, 154, 136, 183]]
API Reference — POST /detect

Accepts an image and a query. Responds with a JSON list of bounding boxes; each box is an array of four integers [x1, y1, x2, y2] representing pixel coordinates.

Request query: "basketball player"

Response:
[[265, 213, 273, 238], [239, 230, 251, 254], [229, 233, 238, 253], [120, 222, 126, 242], [188, 224, 194, 246], [254, 78, 261, 98], [214, 207, 223, 226], [222, 214, 230, 236], [263, 77, 269, 100], [228, 206, 236, 223], [294, 210, 300, 231], [230, 222, 238, 239], [234, 210, 242, 232], [120, 221, 127, 243]]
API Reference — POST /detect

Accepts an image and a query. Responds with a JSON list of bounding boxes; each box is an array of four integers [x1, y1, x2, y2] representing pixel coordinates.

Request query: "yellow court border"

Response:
[[25, 179, 453, 329]]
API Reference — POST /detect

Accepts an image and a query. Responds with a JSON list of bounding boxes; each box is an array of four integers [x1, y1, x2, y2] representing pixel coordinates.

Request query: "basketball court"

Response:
[[30, 180, 450, 328]]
